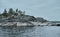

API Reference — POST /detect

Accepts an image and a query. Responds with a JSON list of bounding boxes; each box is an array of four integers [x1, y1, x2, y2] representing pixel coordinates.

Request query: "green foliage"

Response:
[[2, 9, 8, 17], [1, 8, 26, 17], [8, 8, 14, 14], [16, 9, 18, 12], [18, 10, 22, 14], [14, 13, 18, 16], [0, 14, 2, 16]]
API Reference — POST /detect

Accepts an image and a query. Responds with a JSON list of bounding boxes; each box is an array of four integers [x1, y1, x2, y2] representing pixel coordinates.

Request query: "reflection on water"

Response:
[[0, 26, 35, 37], [0, 26, 60, 37]]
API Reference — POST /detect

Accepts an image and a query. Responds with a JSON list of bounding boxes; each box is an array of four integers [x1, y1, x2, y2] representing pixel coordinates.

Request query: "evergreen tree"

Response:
[[18, 10, 22, 13], [8, 8, 14, 14], [18, 10, 22, 15], [2, 9, 8, 17], [16, 9, 18, 12]]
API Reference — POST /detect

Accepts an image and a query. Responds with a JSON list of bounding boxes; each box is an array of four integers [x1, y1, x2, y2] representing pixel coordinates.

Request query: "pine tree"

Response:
[[2, 9, 8, 17], [8, 8, 14, 15], [18, 10, 22, 15], [16, 9, 18, 12]]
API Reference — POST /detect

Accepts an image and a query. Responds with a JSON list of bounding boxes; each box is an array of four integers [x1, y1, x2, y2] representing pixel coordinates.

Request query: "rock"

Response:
[[0, 13, 49, 27], [56, 24, 60, 26], [21, 15, 36, 21], [0, 22, 17, 27], [0, 22, 35, 27], [35, 17, 47, 22], [17, 22, 34, 27]]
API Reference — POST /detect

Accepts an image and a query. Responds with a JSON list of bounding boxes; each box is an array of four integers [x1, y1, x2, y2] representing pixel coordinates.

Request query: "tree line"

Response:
[[0, 8, 25, 17]]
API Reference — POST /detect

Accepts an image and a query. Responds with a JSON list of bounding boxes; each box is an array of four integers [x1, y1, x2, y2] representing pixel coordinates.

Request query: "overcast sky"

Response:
[[0, 0, 60, 21]]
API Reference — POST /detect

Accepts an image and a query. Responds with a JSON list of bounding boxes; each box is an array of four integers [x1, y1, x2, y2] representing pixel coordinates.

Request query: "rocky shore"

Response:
[[0, 8, 59, 27], [0, 21, 58, 27], [0, 15, 48, 27]]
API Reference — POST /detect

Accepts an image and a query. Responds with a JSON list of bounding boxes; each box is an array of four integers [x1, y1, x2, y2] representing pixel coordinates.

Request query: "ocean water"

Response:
[[0, 26, 60, 37]]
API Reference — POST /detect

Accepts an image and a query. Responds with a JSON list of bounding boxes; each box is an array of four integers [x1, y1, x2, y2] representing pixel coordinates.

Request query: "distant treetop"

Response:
[[0, 8, 25, 17]]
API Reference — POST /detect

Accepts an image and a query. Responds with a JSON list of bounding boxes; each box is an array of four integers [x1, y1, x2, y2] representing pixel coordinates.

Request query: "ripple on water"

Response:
[[0, 26, 60, 37]]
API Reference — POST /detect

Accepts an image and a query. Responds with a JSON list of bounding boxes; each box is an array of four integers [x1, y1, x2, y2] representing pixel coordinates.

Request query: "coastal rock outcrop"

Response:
[[0, 22, 34, 27], [0, 8, 49, 27]]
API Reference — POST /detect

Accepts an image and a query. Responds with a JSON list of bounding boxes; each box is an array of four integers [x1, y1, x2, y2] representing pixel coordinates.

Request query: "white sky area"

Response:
[[0, 0, 60, 21]]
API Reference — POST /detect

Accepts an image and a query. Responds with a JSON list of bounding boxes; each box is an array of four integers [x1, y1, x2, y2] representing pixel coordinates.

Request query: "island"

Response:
[[0, 8, 59, 27]]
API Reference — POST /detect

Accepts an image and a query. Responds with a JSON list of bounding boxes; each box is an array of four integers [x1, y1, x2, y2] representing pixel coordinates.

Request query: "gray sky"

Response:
[[0, 0, 60, 21]]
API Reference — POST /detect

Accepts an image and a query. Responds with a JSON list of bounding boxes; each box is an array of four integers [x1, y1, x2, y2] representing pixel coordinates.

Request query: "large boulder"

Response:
[[5, 15, 36, 22], [35, 17, 47, 22], [21, 15, 36, 22]]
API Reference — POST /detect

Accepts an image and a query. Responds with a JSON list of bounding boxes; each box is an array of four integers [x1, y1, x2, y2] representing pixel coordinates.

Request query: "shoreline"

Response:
[[0, 21, 59, 27]]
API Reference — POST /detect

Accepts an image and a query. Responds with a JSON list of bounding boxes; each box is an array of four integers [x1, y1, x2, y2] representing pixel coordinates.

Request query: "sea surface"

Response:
[[0, 26, 60, 37]]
